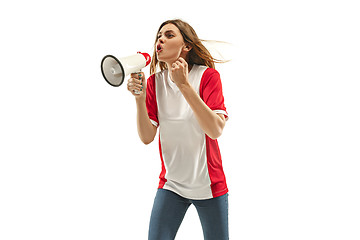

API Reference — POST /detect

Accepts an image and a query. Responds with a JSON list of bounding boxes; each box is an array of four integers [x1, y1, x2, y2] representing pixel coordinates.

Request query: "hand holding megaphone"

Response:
[[127, 72, 146, 97], [101, 52, 151, 94]]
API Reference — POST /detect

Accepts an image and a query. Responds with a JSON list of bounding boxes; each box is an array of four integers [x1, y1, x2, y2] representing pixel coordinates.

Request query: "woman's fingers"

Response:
[[127, 72, 146, 96], [171, 58, 187, 70], [131, 72, 145, 81], [127, 79, 142, 89], [127, 77, 143, 94]]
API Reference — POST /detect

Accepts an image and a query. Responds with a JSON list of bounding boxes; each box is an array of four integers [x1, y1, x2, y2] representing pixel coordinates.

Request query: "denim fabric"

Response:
[[148, 189, 229, 240]]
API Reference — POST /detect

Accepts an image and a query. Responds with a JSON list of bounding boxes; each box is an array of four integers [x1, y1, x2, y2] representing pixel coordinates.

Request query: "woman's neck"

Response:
[[165, 62, 193, 73]]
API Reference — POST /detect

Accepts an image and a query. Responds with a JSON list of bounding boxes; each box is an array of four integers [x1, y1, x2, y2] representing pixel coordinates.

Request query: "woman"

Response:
[[127, 19, 229, 240]]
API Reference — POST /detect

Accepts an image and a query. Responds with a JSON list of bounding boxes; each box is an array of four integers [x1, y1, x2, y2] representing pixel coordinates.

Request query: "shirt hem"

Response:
[[213, 110, 229, 121], [150, 119, 159, 127], [159, 185, 228, 200]]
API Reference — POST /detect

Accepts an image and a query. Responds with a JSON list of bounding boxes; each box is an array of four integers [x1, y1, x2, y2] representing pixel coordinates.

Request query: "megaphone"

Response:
[[101, 52, 151, 88]]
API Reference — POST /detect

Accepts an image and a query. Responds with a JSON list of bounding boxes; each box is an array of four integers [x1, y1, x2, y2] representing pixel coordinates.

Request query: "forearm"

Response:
[[136, 99, 157, 144], [178, 82, 225, 139]]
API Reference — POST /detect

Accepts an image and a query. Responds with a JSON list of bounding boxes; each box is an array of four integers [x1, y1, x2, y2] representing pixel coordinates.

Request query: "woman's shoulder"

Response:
[[192, 64, 219, 77], [200, 66, 220, 81]]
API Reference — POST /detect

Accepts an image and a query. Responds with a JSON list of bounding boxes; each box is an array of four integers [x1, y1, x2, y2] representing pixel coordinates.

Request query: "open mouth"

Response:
[[156, 44, 163, 52]]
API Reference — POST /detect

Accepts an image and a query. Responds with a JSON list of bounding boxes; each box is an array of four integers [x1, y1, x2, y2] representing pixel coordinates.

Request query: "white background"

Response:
[[1, 0, 359, 239]]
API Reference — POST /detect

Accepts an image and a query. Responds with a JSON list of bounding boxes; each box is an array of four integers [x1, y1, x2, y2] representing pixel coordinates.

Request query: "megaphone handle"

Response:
[[133, 70, 142, 95]]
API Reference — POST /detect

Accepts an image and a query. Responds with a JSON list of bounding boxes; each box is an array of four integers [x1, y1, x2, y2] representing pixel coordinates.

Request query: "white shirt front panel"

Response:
[[155, 65, 213, 199]]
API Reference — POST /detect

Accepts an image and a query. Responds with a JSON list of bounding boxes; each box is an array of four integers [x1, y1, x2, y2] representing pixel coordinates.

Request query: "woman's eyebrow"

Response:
[[158, 30, 176, 36]]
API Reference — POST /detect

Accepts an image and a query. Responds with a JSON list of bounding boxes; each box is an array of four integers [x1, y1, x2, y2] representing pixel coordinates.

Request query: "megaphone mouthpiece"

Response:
[[137, 51, 151, 66]]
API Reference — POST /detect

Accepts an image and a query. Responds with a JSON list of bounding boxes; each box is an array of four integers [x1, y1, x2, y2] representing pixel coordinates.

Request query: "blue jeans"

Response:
[[148, 189, 229, 240]]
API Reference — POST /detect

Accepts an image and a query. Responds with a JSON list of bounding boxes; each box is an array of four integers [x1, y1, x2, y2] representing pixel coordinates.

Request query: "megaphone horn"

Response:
[[101, 52, 151, 87]]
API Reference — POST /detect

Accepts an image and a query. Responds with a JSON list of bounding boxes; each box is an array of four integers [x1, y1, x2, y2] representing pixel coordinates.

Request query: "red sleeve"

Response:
[[199, 68, 228, 119], [146, 74, 159, 127]]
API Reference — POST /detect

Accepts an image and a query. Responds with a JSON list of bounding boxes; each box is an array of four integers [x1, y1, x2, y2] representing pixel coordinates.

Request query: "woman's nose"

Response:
[[158, 37, 164, 44]]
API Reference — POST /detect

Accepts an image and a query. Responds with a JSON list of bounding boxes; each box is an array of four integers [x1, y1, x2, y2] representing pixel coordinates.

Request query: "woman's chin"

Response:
[[157, 52, 181, 64], [156, 53, 166, 62], [157, 56, 173, 65]]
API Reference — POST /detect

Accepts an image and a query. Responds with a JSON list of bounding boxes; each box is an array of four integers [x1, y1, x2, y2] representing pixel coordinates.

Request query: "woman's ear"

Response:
[[183, 44, 192, 52]]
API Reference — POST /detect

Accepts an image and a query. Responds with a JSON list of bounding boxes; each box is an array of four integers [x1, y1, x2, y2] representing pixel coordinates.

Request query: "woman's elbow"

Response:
[[207, 126, 224, 140], [141, 137, 155, 145], [139, 125, 157, 145]]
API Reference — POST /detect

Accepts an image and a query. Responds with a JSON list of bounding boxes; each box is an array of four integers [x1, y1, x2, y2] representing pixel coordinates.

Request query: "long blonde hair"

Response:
[[150, 19, 225, 75]]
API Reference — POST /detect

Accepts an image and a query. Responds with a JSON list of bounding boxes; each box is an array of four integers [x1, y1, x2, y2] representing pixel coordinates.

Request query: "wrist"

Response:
[[135, 95, 146, 104], [177, 80, 191, 91]]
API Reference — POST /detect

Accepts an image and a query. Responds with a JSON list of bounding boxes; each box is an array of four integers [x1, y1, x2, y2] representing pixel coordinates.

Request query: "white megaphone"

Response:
[[101, 52, 151, 90]]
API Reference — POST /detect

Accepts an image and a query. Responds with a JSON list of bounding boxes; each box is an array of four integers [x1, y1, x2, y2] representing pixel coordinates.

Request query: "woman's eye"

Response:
[[157, 33, 174, 39]]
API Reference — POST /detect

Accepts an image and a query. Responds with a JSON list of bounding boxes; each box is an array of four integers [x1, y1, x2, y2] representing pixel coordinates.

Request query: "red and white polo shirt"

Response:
[[146, 64, 228, 200]]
